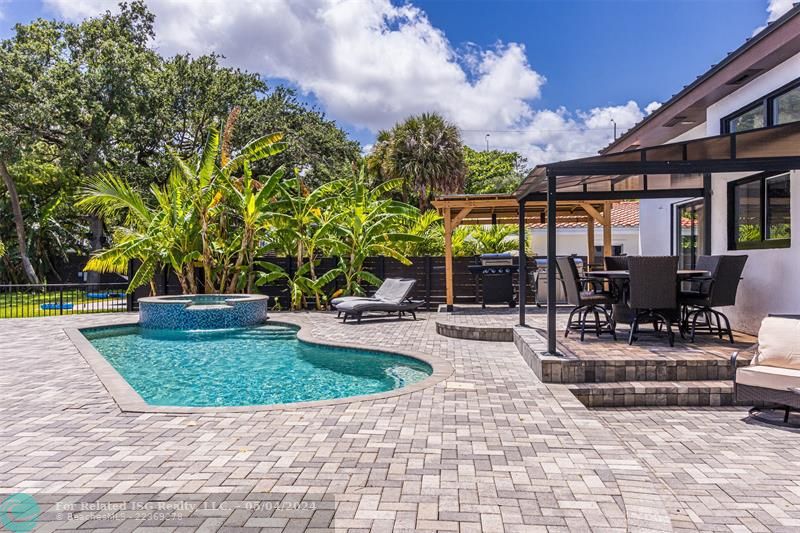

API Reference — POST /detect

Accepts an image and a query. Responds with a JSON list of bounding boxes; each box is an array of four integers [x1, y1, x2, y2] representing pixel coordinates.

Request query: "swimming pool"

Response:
[[81, 323, 433, 408]]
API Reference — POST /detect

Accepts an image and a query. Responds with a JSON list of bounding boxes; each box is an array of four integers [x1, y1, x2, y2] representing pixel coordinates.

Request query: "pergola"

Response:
[[432, 194, 614, 310], [515, 120, 800, 355]]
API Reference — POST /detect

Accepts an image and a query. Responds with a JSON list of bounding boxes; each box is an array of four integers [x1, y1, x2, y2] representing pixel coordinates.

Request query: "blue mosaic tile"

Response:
[[138, 295, 269, 329]]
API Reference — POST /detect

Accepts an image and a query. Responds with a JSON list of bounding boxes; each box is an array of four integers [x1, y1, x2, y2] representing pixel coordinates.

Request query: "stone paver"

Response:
[[0, 311, 795, 532]]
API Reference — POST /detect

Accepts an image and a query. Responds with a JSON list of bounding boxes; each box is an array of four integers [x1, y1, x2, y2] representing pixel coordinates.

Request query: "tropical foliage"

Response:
[[79, 108, 426, 309], [463, 146, 528, 194], [1, 1, 532, 306], [369, 112, 467, 210], [0, 1, 358, 283]]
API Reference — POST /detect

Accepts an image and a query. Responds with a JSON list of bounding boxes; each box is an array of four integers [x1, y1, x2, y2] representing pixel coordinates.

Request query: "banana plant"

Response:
[[270, 174, 341, 308], [166, 123, 287, 293], [220, 162, 285, 293], [318, 166, 423, 296]]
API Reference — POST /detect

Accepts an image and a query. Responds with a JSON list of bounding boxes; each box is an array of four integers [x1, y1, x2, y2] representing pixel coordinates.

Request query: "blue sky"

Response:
[[0, 0, 782, 162]]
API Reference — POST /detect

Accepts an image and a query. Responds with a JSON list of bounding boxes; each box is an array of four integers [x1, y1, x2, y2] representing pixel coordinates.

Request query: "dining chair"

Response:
[[557, 256, 616, 341], [681, 255, 748, 343], [627, 256, 680, 346], [604, 256, 629, 271]]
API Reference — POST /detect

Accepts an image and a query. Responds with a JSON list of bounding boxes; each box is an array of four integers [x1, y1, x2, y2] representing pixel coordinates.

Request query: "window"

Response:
[[766, 174, 791, 240], [727, 104, 766, 133], [722, 78, 800, 133], [673, 200, 705, 269], [728, 173, 791, 250], [773, 85, 800, 125]]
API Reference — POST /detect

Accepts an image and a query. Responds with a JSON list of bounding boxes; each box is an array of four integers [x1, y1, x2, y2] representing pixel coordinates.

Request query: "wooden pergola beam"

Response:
[[434, 194, 614, 311], [603, 201, 613, 257]]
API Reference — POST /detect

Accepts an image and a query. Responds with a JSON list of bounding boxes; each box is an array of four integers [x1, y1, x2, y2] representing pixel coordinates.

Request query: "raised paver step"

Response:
[[567, 380, 735, 407]]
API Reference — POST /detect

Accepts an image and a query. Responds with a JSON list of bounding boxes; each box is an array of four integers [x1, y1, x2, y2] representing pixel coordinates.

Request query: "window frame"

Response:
[[721, 76, 800, 134], [671, 198, 704, 268], [727, 171, 791, 250]]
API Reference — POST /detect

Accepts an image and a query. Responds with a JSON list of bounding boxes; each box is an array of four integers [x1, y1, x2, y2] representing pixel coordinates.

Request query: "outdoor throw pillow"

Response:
[[753, 317, 800, 370]]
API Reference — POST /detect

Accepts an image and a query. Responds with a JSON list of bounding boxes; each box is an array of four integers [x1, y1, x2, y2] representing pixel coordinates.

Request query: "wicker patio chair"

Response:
[[627, 256, 680, 346], [733, 315, 800, 424], [557, 256, 616, 341], [604, 255, 629, 271], [681, 255, 747, 343]]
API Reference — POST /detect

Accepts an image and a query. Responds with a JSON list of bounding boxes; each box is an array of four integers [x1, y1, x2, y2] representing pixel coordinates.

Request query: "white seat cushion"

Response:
[[737, 365, 800, 391], [751, 317, 800, 370]]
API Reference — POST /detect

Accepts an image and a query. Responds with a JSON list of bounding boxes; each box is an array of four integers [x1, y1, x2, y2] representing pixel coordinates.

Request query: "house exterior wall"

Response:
[[529, 227, 640, 257], [638, 123, 707, 255], [637, 53, 800, 334]]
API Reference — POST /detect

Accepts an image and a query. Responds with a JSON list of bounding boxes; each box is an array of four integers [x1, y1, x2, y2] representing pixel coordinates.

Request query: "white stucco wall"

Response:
[[638, 124, 707, 255], [636, 53, 800, 334], [529, 227, 640, 257], [703, 54, 800, 333]]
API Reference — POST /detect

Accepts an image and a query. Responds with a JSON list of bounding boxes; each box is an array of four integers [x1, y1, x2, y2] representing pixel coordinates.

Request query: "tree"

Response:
[[369, 113, 466, 210], [317, 166, 423, 296], [234, 87, 360, 189], [0, 2, 362, 283], [0, 1, 161, 282], [463, 146, 528, 194], [79, 119, 287, 295]]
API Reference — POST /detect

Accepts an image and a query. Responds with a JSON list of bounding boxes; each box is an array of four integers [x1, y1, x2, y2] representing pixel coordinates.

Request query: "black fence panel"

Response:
[[133, 256, 558, 310], [0, 283, 132, 319]]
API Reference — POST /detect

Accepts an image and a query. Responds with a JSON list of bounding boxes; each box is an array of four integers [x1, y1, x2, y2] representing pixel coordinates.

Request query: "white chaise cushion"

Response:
[[736, 365, 800, 391], [751, 317, 800, 370]]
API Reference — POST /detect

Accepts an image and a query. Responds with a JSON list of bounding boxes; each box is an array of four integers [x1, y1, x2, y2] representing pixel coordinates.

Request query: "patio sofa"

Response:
[[733, 315, 800, 422]]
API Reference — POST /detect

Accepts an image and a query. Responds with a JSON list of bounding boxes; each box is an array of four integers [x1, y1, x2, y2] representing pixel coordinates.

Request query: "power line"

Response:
[[461, 126, 618, 134]]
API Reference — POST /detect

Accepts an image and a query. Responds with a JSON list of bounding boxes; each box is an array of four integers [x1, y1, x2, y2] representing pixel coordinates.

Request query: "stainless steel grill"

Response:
[[533, 257, 584, 306]]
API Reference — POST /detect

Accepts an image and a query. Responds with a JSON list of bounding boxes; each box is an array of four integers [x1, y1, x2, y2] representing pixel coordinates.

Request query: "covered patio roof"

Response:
[[516, 120, 800, 201], [516, 120, 800, 356]]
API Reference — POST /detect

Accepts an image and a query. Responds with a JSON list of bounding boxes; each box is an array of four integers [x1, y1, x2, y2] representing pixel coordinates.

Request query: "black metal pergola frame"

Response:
[[514, 121, 800, 355]]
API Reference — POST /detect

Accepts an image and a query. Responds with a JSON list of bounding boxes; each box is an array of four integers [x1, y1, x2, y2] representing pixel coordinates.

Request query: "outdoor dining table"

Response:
[[585, 269, 709, 324]]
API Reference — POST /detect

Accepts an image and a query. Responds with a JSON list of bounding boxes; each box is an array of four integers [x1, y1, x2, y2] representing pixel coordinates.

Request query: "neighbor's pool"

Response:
[[82, 324, 432, 407]]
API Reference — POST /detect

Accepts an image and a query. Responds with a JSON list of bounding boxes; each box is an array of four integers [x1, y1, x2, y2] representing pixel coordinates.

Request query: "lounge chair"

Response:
[[733, 315, 800, 423], [330, 278, 400, 318], [334, 278, 423, 323]]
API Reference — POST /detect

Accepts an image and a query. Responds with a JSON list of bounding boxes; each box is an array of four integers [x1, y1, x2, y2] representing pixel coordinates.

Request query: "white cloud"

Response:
[[44, 0, 652, 165], [644, 101, 662, 115], [753, 0, 794, 34], [767, 0, 794, 21]]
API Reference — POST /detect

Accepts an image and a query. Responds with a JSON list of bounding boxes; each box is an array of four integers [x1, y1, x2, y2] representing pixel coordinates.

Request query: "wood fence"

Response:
[[132, 256, 548, 310]]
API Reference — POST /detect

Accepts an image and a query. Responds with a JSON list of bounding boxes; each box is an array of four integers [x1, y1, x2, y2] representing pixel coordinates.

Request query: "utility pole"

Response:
[[485, 133, 490, 151], [611, 119, 617, 140]]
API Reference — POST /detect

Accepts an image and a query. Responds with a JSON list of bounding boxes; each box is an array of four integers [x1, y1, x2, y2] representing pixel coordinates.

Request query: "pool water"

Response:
[[82, 324, 432, 407]]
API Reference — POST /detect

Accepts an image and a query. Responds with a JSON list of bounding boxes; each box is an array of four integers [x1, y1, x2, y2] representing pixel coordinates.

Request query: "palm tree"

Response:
[[78, 118, 287, 295], [370, 112, 466, 210]]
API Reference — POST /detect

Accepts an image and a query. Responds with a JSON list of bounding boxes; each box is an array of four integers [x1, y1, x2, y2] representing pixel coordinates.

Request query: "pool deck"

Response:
[[1, 312, 799, 532]]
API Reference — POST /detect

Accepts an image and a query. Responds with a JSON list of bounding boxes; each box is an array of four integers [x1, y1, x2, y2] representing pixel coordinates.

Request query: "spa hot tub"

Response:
[[138, 294, 269, 330]]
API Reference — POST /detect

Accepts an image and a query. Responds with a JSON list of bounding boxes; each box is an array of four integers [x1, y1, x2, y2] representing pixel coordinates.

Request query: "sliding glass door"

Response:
[[674, 200, 705, 269]]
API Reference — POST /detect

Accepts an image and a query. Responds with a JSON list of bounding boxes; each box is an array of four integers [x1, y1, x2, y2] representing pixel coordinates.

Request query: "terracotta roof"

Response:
[[529, 202, 639, 229]]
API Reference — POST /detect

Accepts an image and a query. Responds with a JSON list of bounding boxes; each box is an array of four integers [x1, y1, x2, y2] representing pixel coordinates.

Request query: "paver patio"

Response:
[[0, 311, 798, 532]]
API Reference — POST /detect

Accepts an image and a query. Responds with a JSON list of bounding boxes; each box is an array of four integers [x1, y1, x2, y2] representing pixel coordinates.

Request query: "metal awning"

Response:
[[515, 121, 800, 356], [515, 121, 800, 201]]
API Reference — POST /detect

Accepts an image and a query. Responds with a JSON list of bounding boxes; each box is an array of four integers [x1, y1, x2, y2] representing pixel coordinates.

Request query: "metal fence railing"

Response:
[[0, 283, 132, 319]]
